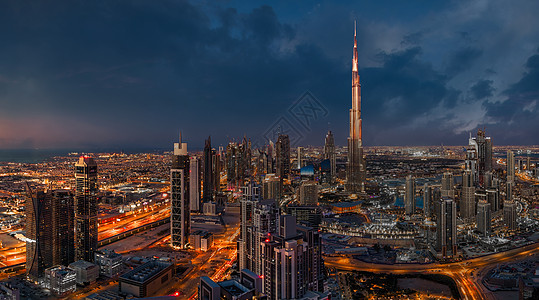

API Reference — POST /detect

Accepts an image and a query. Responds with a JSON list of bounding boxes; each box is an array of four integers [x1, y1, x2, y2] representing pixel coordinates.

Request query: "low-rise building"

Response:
[[0, 282, 20, 300], [203, 202, 217, 216], [68, 260, 99, 285], [330, 201, 362, 214], [119, 260, 173, 298], [44, 266, 77, 297], [95, 249, 123, 278], [190, 231, 214, 251], [199, 269, 265, 300]]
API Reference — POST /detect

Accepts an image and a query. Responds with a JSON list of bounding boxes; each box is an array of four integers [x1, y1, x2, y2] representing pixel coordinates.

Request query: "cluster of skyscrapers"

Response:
[[203, 182, 325, 299], [170, 132, 296, 249], [402, 129, 522, 258]]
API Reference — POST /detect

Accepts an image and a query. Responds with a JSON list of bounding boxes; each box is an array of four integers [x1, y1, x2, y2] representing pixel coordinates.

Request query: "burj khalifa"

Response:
[[346, 23, 366, 193]]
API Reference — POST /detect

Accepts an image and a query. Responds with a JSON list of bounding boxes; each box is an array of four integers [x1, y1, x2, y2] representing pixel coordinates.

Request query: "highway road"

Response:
[[0, 202, 170, 267], [324, 242, 539, 300]]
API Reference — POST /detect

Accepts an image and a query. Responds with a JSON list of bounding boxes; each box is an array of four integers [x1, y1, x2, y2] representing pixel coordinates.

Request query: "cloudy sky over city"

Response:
[[0, 0, 538, 149]]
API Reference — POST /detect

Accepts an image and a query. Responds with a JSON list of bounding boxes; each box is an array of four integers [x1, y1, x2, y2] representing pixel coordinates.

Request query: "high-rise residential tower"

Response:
[[503, 200, 517, 230], [324, 130, 336, 183], [171, 134, 190, 249], [467, 130, 493, 187], [441, 172, 454, 199], [404, 175, 415, 215], [486, 188, 499, 212], [465, 133, 478, 183], [507, 150, 515, 183], [226, 142, 239, 190], [52, 189, 75, 266], [436, 198, 457, 258], [260, 215, 323, 299], [296, 146, 303, 169], [262, 174, 281, 201], [476, 129, 493, 186], [461, 169, 476, 220], [74, 156, 98, 262], [26, 188, 75, 281], [26, 189, 53, 281], [423, 184, 432, 218], [476, 200, 491, 236], [299, 181, 319, 206], [203, 136, 214, 202], [238, 182, 262, 271], [346, 23, 366, 193], [275, 134, 290, 181], [189, 156, 201, 212]]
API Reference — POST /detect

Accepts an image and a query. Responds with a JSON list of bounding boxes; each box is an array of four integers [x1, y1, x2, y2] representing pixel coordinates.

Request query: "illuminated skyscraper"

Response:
[[74, 156, 98, 262], [226, 142, 239, 189], [299, 181, 319, 206], [324, 130, 336, 183], [423, 184, 432, 218], [507, 150, 515, 183], [226, 141, 247, 190], [503, 200, 517, 230], [52, 190, 75, 266], [203, 136, 214, 202], [346, 22, 366, 193], [260, 215, 323, 299], [171, 134, 190, 249], [486, 188, 499, 212], [26, 189, 53, 281], [275, 134, 290, 181], [190, 156, 201, 212], [506, 180, 514, 202], [436, 198, 457, 258], [476, 200, 491, 236], [296, 146, 303, 169], [465, 133, 478, 183], [213, 149, 221, 194], [262, 174, 281, 201], [476, 129, 492, 186], [26, 188, 75, 281], [441, 172, 454, 199], [404, 175, 415, 215], [238, 182, 262, 271], [461, 169, 476, 220]]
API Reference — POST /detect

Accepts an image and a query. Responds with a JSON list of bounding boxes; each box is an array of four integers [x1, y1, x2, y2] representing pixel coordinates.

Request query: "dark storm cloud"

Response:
[[485, 49, 539, 124], [470, 80, 495, 100], [0, 0, 538, 148], [362, 47, 454, 126], [445, 47, 483, 77], [400, 32, 424, 46], [0, 1, 318, 148]]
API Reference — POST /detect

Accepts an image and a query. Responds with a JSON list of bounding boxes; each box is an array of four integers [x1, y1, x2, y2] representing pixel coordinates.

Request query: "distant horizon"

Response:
[[1, 142, 539, 153]]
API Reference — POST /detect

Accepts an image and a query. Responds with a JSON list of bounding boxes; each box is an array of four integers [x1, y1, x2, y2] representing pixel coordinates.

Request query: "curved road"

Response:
[[324, 242, 539, 300]]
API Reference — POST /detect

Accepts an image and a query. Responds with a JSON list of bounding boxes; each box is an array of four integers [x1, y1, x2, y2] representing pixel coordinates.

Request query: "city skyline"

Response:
[[0, 3, 538, 298], [1, 1, 539, 149]]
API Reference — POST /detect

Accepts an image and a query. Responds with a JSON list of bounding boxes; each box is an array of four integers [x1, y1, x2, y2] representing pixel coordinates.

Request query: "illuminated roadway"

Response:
[[0, 202, 170, 267], [324, 242, 539, 300], [158, 225, 240, 299]]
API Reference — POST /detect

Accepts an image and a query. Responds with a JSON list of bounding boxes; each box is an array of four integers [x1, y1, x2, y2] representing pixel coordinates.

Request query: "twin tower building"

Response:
[[26, 156, 98, 280]]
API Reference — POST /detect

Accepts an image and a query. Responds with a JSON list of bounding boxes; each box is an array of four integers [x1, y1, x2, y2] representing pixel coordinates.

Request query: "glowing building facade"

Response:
[[347, 23, 366, 193]]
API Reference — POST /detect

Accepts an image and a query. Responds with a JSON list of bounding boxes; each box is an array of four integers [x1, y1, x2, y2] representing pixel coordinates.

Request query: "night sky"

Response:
[[1, 0, 538, 150]]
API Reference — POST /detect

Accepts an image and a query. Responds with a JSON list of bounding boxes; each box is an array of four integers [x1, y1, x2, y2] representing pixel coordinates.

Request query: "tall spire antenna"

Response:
[[354, 20, 356, 37]]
